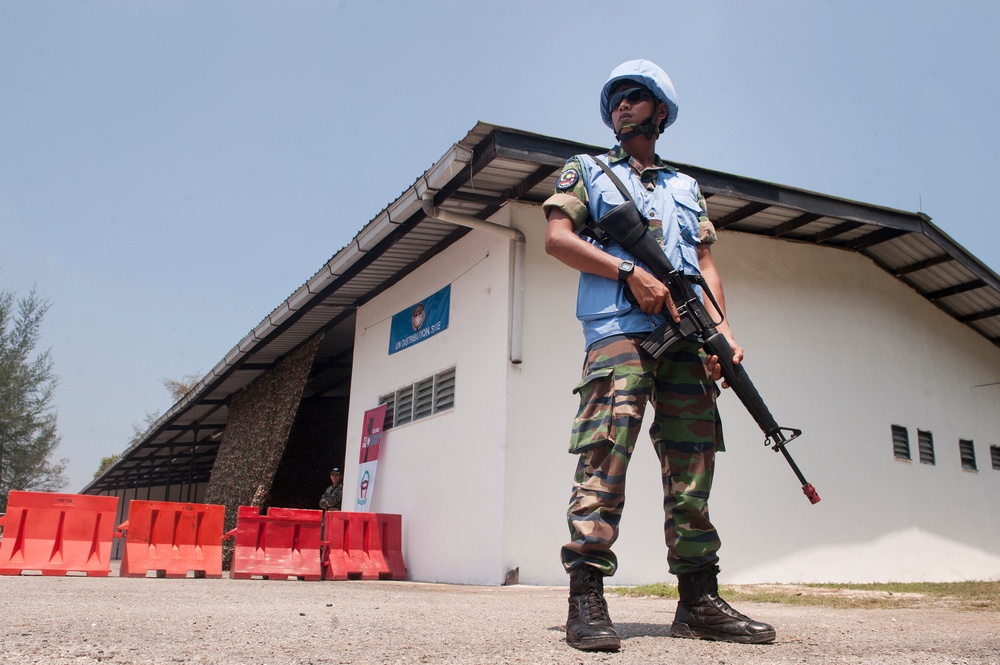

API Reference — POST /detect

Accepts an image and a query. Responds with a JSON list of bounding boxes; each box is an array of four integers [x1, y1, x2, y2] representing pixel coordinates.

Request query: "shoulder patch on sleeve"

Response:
[[556, 167, 580, 191]]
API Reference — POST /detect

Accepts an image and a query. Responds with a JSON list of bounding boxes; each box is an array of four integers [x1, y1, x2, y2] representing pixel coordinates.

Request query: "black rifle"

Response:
[[588, 161, 820, 504]]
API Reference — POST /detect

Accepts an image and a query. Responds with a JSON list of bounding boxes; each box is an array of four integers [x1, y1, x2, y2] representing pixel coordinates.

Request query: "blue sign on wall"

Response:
[[388, 284, 451, 355]]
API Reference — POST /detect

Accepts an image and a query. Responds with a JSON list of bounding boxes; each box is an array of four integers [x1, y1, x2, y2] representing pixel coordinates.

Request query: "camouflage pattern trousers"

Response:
[[561, 335, 722, 577]]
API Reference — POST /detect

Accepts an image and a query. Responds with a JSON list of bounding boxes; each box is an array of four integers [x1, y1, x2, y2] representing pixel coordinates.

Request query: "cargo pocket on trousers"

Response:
[[568, 366, 616, 454]]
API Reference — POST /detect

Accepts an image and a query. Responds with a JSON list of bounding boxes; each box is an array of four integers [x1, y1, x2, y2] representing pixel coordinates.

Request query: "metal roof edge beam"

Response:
[[269, 302, 292, 328], [490, 128, 592, 167], [356, 211, 396, 252], [924, 280, 987, 301], [326, 242, 364, 277], [287, 283, 312, 311], [206, 358, 232, 389], [959, 306, 1000, 323], [679, 162, 925, 232], [846, 227, 910, 250], [920, 223, 1000, 293], [252, 317, 272, 343], [714, 201, 770, 230], [893, 254, 953, 277], [776, 190, 924, 231], [223, 346, 243, 367], [386, 147, 480, 247], [307, 266, 337, 294], [314, 237, 369, 286], [421, 196, 525, 365], [422, 145, 475, 195]]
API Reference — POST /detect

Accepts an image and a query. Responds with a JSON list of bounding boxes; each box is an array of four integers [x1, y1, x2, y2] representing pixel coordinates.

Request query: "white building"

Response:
[[87, 123, 1000, 586]]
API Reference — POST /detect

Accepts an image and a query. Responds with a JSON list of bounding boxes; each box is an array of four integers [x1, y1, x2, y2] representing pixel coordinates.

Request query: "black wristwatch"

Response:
[[618, 260, 635, 282]]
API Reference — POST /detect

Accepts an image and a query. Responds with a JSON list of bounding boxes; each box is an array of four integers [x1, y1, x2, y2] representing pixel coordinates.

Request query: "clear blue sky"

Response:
[[3, 1, 999, 491]]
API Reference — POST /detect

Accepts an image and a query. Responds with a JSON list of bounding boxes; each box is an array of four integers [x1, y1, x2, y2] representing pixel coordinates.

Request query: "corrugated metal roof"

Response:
[[84, 122, 1000, 494]]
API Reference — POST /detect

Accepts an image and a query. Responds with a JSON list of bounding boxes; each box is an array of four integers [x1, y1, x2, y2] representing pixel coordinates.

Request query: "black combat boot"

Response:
[[671, 565, 776, 644], [565, 565, 621, 651]]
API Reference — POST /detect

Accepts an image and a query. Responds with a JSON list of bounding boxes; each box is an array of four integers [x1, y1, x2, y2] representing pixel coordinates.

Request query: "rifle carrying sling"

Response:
[[586, 156, 688, 285], [585, 156, 707, 350], [583, 156, 648, 246]]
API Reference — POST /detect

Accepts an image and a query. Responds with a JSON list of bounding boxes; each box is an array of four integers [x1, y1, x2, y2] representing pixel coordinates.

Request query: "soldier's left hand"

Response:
[[705, 337, 743, 389]]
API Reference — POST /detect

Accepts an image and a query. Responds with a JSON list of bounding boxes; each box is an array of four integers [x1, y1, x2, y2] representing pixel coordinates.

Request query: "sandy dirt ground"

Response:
[[0, 574, 997, 665]]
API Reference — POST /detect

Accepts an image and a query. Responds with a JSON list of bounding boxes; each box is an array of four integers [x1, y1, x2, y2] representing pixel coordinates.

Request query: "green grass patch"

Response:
[[613, 582, 679, 599], [613, 580, 1000, 611]]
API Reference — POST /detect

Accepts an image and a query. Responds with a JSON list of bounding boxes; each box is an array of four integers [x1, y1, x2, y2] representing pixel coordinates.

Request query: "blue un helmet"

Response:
[[600, 59, 679, 141]]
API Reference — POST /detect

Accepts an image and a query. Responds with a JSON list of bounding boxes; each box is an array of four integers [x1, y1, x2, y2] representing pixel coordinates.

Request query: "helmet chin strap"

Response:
[[614, 111, 659, 142]]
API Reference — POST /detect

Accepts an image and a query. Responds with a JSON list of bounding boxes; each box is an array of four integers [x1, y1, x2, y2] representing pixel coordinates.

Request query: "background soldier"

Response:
[[543, 59, 776, 651], [319, 467, 343, 511]]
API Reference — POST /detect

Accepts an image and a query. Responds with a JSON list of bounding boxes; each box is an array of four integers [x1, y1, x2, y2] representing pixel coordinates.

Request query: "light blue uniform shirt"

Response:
[[575, 153, 706, 349]]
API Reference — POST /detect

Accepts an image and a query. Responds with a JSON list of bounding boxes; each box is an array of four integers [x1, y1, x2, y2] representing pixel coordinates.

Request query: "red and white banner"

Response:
[[355, 404, 386, 512]]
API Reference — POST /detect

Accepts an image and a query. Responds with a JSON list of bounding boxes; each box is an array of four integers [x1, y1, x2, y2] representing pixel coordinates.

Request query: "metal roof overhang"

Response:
[[83, 122, 1000, 494]]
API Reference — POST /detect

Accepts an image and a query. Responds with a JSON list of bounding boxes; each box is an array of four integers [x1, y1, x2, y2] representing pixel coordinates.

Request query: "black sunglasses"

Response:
[[608, 86, 653, 113]]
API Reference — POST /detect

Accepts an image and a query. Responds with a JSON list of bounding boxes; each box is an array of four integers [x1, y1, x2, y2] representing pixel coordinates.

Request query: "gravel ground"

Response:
[[0, 574, 997, 665]]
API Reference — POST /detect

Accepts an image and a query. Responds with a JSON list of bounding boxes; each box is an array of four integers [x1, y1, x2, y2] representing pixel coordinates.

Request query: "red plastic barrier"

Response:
[[116, 500, 224, 578], [322, 511, 369, 580], [226, 506, 323, 581], [374, 513, 407, 581], [0, 491, 119, 577], [322, 512, 406, 581]]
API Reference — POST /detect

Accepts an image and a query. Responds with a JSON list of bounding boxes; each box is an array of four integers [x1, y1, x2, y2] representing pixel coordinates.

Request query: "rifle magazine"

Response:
[[640, 320, 685, 359]]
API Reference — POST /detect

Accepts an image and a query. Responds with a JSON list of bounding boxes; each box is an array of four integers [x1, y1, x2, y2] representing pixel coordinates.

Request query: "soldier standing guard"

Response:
[[319, 468, 343, 511], [543, 59, 776, 652]]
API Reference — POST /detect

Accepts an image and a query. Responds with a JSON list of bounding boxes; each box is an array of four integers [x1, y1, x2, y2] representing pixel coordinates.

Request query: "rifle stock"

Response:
[[595, 203, 820, 504]]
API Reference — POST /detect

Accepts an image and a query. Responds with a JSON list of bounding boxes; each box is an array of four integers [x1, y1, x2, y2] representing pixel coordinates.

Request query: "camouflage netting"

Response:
[[204, 334, 323, 564]]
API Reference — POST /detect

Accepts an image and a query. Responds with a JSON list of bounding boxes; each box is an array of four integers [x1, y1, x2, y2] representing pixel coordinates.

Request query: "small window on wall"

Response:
[[959, 439, 977, 471], [379, 367, 456, 430], [917, 430, 935, 465], [892, 425, 910, 460], [991, 445, 1000, 471]]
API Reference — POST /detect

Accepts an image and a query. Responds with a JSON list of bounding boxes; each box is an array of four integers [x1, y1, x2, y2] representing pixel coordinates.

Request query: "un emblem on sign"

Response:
[[411, 303, 426, 331]]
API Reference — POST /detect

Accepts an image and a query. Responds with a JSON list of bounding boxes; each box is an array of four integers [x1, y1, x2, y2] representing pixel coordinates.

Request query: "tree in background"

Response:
[[161, 374, 201, 402], [0, 287, 67, 512], [92, 453, 121, 479], [128, 409, 162, 446]]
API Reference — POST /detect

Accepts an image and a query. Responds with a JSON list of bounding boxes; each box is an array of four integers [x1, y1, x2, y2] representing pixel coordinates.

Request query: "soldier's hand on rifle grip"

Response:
[[626, 268, 680, 322], [705, 336, 744, 389]]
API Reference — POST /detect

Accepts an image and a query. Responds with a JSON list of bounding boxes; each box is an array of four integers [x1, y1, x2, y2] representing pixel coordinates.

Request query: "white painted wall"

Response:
[[346, 223, 513, 585], [502, 202, 586, 585], [709, 232, 1000, 584], [349, 200, 1000, 586], [504, 201, 1000, 585]]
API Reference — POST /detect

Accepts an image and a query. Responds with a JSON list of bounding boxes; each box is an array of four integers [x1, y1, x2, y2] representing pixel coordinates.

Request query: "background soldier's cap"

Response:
[[330, 467, 342, 474]]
